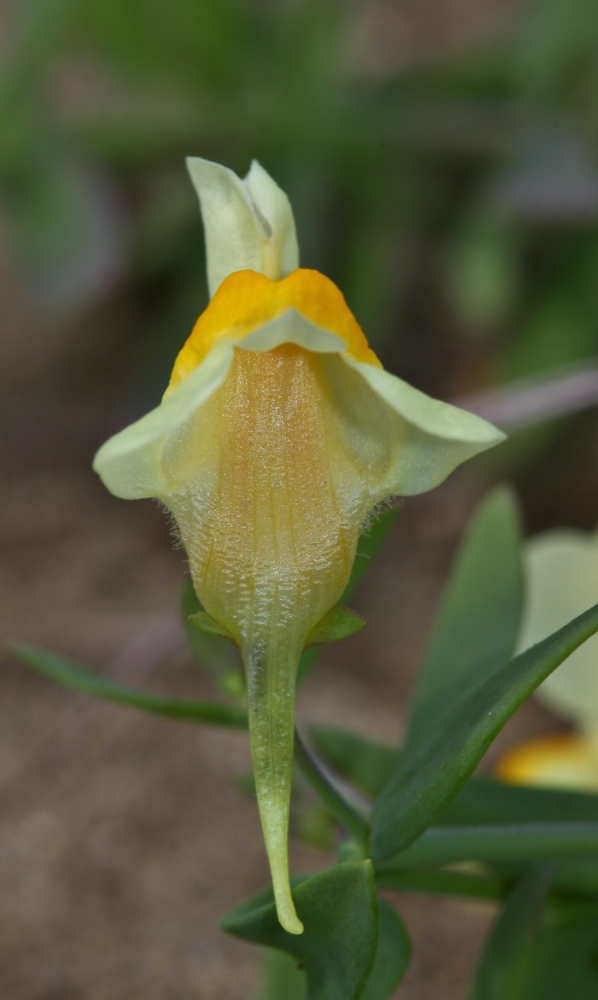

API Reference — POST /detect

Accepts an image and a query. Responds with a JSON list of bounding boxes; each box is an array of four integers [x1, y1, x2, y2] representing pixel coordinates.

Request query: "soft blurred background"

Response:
[[3, 0, 598, 997]]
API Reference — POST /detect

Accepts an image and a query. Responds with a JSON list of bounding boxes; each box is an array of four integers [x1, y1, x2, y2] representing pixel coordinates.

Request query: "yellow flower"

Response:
[[497, 731, 598, 790], [94, 157, 505, 934], [497, 528, 598, 792]]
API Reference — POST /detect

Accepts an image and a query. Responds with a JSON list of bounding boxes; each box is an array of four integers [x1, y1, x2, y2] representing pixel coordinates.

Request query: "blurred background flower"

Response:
[[497, 527, 598, 792], [4, 0, 598, 997]]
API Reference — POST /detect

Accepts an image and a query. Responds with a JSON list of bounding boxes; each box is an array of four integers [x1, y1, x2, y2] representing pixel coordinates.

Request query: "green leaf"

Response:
[[305, 606, 366, 647], [293, 731, 370, 847], [377, 868, 507, 902], [251, 882, 409, 1000], [221, 862, 378, 1000], [361, 900, 411, 1000], [440, 778, 598, 896], [371, 600, 598, 864], [6, 641, 248, 729], [378, 823, 598, 871], [440, 779, 598, 896], [307, 731, 598, 832], [309, 725, 398, 799], [545, 859, 598, 895], [406, 488, 523, 749], [297, 506, 399, 683], [519, 914, 598, 998], [468, 866, 552, 1000], [442, 776, 598, 826], [446, 214, 522, 332], [309, 731, 598, 892], [342, 506, 400, 597], [257, 949, 307, 1000]]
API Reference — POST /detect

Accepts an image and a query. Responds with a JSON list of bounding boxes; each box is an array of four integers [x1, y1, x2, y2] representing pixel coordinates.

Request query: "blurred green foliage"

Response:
[[3, 0, 598, 390]]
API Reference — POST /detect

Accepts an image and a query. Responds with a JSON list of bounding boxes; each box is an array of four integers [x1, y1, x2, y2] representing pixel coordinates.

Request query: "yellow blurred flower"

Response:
[[497, 528, 598, 793], [497, 731, 598, 790], [94, 157, 505, 933]]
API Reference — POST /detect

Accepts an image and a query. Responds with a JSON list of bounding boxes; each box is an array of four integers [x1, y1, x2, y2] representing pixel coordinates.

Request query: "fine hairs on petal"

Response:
[[361, 496, 401, 534]]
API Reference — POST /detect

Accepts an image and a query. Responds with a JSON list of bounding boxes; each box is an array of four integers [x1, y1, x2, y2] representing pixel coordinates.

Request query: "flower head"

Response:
[[497, 528, 598, 792], [94, 157, 505, 933]]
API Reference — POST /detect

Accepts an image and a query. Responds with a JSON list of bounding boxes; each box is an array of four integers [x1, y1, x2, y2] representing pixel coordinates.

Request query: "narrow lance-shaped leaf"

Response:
[[380, 823, 598, 871], [257, 949, 307, 1000], [7, 642, 373, 854], [221, 862, 378, 1000], [310, 730, 598, 829], [309, 725, 398, 799], [517, 914, 598, 998], [372, 600, 598, 864], [321, 737, 598, 843], [361, 900, 411, 1000], [5, 642, 248, 729], [406, 488, 522, 749], [439, 779, 598, 893], [307, 725, 598, 890], [468, 866, 552, 1000], [293, 729, 370, 846], [441, 776, 598, 827], [377, 868, 507, 902]]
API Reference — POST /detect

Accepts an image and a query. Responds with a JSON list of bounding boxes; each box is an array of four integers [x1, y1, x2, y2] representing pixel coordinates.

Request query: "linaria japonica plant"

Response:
[[9, 159, 598, 999]]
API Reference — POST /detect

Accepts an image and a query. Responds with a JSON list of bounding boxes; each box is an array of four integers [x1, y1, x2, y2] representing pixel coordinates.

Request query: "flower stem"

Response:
[[293, 727, 371, 846]]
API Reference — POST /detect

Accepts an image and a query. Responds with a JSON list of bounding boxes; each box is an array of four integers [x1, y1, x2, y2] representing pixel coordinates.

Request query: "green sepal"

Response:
[[305, 605, 366, 648], [221, 862, 378, 1000], [189, 602, 365, 650], [180, 579, 244, 697], [188, 609, 236, 641], [182, 507, 398, 692]]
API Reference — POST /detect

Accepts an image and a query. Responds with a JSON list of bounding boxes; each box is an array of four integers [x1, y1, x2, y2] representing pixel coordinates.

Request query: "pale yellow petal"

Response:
[[239, 307, 346, 354], [339, 355, 506, 496], [520, 529, 598, 734], [244, 160, 299, 282], [92, 341, 234, 500], [168, 268, 378, 389], [186, 157, 298, 296]]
